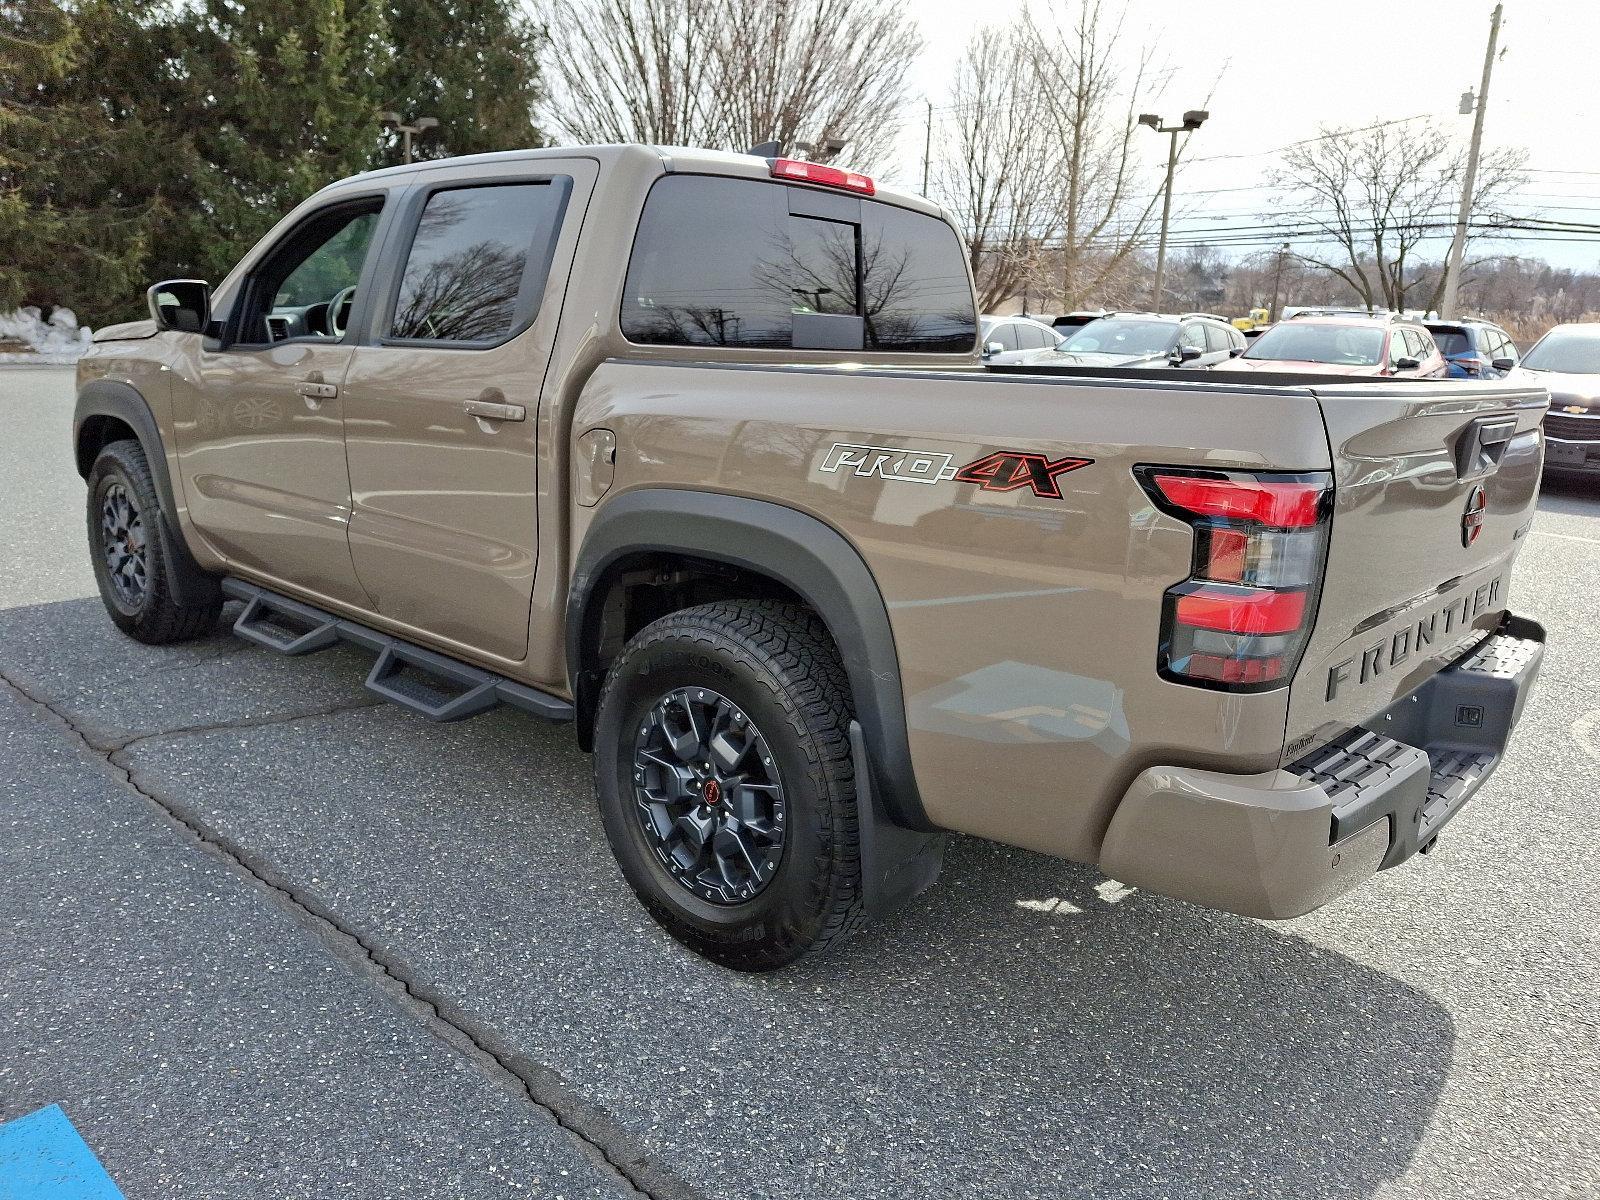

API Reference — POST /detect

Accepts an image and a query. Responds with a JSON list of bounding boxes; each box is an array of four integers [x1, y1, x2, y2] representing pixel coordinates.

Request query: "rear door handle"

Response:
[[464, 398, 526, 422]]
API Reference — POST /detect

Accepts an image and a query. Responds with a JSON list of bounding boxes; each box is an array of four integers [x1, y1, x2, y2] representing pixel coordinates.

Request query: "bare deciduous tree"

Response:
[[1027, 0, 1169, 309], [934, 26, 1063, 311], [933, 0, 1183, 313], [539, 0, 720, 145], [539, 0, 920, 169], [710, 0, 920, 169], [1269, 119, 1526, 312]]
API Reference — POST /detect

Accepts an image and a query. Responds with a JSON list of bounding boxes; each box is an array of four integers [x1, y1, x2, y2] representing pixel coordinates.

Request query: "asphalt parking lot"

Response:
[[2, 364, 1597, 1200]]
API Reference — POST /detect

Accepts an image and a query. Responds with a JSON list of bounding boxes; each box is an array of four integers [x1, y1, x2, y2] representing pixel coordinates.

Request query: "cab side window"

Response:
[[994, 324, 1020, 352], [388, 181, 571, 345], [1180, 324, 1207, 352], [236, 199, 384, 345]]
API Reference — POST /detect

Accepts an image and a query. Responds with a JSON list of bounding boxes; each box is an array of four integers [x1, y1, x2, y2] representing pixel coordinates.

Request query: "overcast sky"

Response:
[[888, 0, 1600, 270]]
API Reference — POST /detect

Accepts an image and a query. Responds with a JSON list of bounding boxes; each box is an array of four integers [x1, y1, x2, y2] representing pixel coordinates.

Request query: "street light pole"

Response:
[[1439, 2, 1502, 319], [379, 112, 440, 164], [1140, 109, 1208, 311]]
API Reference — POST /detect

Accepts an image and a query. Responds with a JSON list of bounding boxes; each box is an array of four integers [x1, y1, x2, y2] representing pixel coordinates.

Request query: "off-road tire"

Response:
[[87, 439, 220, 644], [594, 600, 863, 970]]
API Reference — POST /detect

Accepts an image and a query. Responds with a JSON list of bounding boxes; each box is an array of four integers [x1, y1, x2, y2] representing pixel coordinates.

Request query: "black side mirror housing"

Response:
[[1228, 346, 1244, 358], [1394, 355, 1420, 371], [147, 279, 211, 334], [1491, 356, 1516, 372]]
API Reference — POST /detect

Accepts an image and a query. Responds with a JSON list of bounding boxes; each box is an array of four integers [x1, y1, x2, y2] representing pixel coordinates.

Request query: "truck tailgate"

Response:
[[1284, 381, 1547, 761]]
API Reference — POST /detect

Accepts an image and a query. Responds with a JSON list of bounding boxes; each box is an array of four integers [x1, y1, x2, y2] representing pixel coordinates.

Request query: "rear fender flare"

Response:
[[568, 488, 933, 831]]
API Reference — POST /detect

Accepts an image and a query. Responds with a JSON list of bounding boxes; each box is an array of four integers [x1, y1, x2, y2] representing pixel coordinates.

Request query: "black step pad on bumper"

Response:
[[1289, 614, 1545, 869], [222, 579, 572, 724]]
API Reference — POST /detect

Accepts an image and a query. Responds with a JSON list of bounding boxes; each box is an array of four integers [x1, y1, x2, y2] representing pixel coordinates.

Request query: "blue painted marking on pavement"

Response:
[[0, 1106, 124, 1200]]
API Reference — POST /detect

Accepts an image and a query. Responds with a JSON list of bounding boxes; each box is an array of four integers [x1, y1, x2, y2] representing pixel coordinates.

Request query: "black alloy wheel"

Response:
[[99, 481, 148, 609], [631, 685, 787, 904], [85, 438, 222, 644], [593, 600, 865, 970]]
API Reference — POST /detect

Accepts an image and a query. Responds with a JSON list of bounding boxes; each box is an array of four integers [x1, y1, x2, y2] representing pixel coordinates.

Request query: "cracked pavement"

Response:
[[3, 366, 1598, 1199]]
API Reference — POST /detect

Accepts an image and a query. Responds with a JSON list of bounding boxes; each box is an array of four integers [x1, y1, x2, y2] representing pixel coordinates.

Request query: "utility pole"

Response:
[[1139, 109, 1208, 312], [1268, 242, 1290, 321], [379, 112, 439, 164], [921, 100, 933, 195], [1440, 2, 1502, 318]]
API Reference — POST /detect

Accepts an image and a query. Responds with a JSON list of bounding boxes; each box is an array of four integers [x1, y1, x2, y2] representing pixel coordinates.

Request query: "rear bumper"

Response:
[[1098, 614, 1545, 920]]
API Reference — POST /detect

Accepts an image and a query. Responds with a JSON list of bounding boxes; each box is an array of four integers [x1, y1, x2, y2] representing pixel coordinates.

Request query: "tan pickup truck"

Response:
[[74, 145, 1547, 969]]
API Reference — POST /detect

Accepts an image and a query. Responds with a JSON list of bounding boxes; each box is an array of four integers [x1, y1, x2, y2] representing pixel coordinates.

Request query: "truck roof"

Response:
[[322, 142, 946, 219]]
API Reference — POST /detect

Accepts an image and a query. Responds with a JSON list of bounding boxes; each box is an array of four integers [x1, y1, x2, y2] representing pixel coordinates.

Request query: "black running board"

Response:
[[222, 578, 573, 724]]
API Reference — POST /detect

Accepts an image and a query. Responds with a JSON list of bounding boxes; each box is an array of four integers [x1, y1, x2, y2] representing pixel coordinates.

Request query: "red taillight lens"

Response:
[[1150, 473, 1322, 527], [770, 157, 876, 195], [1175, 586, 1306, 634], [1137, 466, 1332, 692]]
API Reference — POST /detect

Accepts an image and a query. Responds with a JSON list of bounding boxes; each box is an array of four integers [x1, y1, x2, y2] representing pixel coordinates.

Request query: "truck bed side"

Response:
[[571, 362, 1333, 862]]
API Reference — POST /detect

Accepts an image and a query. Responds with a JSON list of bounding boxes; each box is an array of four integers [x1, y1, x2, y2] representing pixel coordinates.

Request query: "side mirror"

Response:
[[1228, 346, 1244, 358], [147, 279, 210, 334], [1394, 355, 1420, 371], [1491, 356, 1516, 372], [1175, 345, 1203, 364], [982, 340, 1005, 358]]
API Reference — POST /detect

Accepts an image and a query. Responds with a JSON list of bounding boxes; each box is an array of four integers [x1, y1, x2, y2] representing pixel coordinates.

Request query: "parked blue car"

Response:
[[1423, 318, 1520, 379]]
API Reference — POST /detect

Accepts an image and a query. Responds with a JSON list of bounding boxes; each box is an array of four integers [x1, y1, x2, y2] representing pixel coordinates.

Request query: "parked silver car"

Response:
[[979, 315, 1064, 364], [1052, 313, 1245, 369]]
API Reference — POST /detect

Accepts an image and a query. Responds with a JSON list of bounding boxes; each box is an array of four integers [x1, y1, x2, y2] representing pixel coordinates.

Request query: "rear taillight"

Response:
[[769, 157, 876, 195], [1137, 466, 1332, 692]]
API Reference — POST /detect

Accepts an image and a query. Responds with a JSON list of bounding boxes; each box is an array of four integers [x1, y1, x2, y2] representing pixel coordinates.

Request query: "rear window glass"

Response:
[[1429, 327, 1471, 356], [390, 182, 568, 344], [1243, 323, 1385, 366], [620, 175, 976, 353]]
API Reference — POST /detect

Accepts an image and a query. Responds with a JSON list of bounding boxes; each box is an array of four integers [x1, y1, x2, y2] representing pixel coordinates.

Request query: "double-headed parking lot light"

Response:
[[1142, 110, 1209, 309]]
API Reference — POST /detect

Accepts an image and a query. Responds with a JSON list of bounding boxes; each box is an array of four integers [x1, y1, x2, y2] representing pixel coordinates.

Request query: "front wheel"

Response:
[[593, 600, 863, 970], [86, 439, 220, 644]]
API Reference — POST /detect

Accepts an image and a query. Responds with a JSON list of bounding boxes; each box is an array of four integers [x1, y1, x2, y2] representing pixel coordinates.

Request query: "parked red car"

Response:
[[1213, 315, 1449, 377]]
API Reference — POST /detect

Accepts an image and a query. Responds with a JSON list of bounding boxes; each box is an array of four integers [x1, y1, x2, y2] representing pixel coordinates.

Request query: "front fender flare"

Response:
[[568, 488, 932, 831], [73, 378, 219, 609]]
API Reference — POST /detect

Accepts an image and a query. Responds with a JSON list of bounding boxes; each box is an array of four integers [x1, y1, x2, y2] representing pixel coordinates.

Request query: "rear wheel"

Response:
[[87, 439, 220, 643], [593, 600, 862, 970]]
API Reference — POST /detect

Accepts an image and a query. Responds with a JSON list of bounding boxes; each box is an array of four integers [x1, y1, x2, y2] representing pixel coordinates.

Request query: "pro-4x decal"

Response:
[[953, 452, 1092, 499], [819, 442, 956, 485], [819, 441, 1092, 499]]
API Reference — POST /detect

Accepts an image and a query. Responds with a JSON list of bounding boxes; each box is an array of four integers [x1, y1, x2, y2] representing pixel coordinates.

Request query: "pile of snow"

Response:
[[0, 306, 94, 364]]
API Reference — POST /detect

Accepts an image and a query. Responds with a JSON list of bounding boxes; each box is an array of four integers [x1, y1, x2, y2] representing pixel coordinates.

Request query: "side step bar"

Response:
[[222, 578, 573, 724]]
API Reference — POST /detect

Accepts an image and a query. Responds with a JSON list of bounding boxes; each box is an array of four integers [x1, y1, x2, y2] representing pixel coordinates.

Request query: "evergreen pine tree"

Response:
[[0, 0, 174, 321], [179, 0, 392, 281], [378, 0, 545, 163]]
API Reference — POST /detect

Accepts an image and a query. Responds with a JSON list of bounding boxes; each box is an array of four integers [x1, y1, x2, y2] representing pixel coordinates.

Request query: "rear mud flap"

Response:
[[849, 721, 945, 923]]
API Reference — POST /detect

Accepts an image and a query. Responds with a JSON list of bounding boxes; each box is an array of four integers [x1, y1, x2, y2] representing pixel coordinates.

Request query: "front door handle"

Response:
[[297, 382, 338, 399], [464, 398, 526, 422]]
